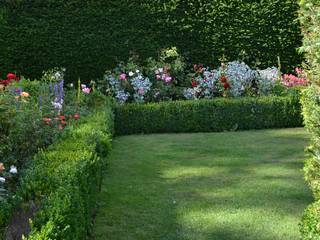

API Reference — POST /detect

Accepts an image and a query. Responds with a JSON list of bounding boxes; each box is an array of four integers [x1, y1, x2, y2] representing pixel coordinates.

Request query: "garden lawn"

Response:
[[94, 129, 312, 240]]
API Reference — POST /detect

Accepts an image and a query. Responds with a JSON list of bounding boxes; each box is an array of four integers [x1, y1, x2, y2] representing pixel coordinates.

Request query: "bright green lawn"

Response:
[[94, 128, 313, 240]]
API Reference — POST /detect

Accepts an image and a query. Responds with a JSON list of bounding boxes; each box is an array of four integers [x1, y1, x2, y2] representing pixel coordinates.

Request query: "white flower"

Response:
[[155, 69, 160, 75], [70, 83, 74, 87], [0, 177, 5, 183], [129, 71, 134, 77], [159, 68, 164, 73], [136, 70, 140, 73], [10, 166, 17, 174]]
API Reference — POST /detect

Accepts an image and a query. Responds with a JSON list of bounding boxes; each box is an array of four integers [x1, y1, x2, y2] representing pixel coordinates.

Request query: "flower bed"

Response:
[[115, 95, 303, 135], [0, 69, 112, 239], [99, 48, 307, 104]]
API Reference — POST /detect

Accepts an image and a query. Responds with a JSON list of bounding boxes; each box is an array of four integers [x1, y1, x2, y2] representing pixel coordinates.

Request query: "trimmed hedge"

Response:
[[0, 0, 302, 81], [299, 0, 320, 238], [300, 86, 320, 239], [15, 107, 114, 239], [115, 96, 303, 135]]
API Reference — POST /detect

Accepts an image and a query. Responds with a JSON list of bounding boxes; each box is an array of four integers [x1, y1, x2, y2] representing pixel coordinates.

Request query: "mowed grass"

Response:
[[93, 128, 313, 240]]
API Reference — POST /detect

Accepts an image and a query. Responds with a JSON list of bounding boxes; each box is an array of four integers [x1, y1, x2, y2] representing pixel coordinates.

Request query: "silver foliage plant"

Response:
[[184, 61, 279, 100]]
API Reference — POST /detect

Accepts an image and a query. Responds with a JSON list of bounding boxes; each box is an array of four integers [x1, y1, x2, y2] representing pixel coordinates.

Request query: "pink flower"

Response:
[[164, 76, 172, 83], [82, 87, 91, 94], [282, 74, 308, 87], [120, 73, 127, 81], [81, 84, 86, 89], [156, 75, 161, 80], [295, 67, 303, 75], [138, 88, 145, 95]]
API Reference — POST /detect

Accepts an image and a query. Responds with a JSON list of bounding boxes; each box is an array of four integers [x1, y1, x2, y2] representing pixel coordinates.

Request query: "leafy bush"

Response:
[[0, 0, 302, 81], [115, 96, 303, 135], [299, 0, 320, 238]]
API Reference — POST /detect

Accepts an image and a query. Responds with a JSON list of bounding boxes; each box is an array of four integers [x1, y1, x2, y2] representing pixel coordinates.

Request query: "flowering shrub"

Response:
[[0, 73, 21, 89], [104, 63, 152, 104], [0, 162, 18, 201], [184, 61, 258, 99], [282, 68, 308, 87], [98, 49, 308, 104]]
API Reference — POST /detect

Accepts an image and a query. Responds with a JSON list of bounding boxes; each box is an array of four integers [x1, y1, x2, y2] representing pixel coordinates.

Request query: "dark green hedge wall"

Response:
[[0, 0, 302, 81], [115, 96, 303, 135]]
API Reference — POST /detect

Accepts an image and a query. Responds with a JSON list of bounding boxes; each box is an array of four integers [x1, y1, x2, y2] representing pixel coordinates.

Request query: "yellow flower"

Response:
[[20, 92, 29, 98]]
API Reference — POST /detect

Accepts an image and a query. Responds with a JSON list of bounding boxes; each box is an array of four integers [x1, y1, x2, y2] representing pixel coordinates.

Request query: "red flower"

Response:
[[223, 82, 231, 90], [59, 115, 66, 121], [61, 120, 67, 125], [220, 76, 227, 83], [43, 118, 52, 125], [74, 114, 80, 120], [191, 79, 198, 87], [7, 73, 16, 80], [15, 76, 21, 82], [0, 80, 10, 86]]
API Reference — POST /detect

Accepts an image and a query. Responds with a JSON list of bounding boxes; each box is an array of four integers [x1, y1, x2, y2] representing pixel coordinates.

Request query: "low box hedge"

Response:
[[115, 96, 303, 135], [11, 106, 114, 240]]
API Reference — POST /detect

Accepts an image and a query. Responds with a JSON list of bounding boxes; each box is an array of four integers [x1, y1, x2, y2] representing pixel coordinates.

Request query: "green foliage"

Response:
[[299, 0, 320, 85], [299, 0, 320, 238], [300, 86, 320, 239], [20, 108, 114, 239], [115, 96, 303, 135], [0, 0, 302, 82]]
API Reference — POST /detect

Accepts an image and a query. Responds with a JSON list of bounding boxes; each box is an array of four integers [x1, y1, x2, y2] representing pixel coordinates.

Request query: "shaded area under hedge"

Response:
[[115, 96, 303, 135]]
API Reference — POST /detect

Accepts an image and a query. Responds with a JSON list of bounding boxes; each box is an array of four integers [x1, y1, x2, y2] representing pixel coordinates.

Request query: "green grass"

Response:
[[94, 128, 313, 240]]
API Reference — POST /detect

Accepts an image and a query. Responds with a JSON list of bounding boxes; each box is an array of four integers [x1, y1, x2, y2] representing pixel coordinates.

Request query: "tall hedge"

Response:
[[299, 0, 320, 239], [0, 0, 302, 82]]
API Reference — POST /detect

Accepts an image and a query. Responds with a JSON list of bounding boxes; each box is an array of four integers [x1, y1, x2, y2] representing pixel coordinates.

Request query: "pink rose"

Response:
[[138, 88, 145, 95], [295, 67, 303, 75], [120, 73, 127, 81], [82, 87, 91, 94], [164, 76, 172, 83]]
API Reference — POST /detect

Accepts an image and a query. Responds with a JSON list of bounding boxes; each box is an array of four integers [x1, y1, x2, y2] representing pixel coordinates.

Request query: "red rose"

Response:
[[220, 76, 227, 83], [1, 80, 11, 86], [7, 73, 16, 80], [59, 115, 66, 121], [223, 82, 231, 90], [74, 114, 80, 120], [191, 79, 198, 87], [43, 118, 52, 125]]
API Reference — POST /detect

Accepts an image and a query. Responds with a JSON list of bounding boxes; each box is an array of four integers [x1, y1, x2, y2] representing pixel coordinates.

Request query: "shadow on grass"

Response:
[[94, 129, 313, 240]]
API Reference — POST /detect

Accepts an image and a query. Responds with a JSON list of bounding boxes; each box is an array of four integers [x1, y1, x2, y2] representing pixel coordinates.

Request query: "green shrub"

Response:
[[115, 96, 303, 135], [299, 0, 320, 238], [14, 107, 114, 240], [0, 0, 302, 81]]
